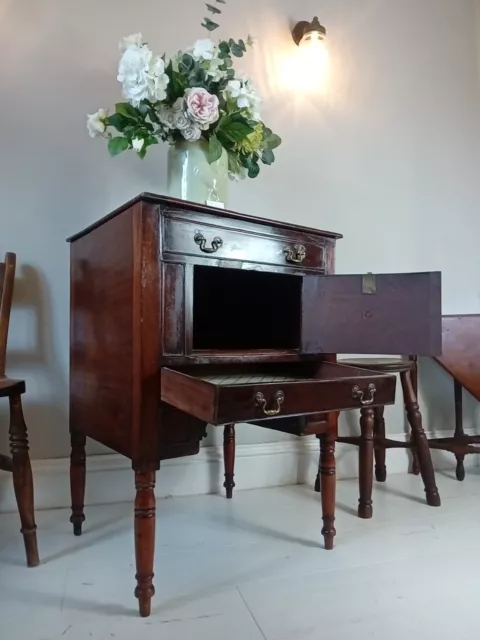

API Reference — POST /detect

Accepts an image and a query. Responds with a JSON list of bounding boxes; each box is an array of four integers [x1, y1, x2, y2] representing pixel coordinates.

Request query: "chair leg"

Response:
[[9, 394, 39, 568], [223, 423, 236, 499], [358, 408, 374, 519], [373, 406, 387, 482], [454, 379, 465, 481], [70, 431, 86, 536], [409, 361, 420, 475], [319, 431, 336, 550], [400, 371, 441, 507], [314, 435, 321, 493]]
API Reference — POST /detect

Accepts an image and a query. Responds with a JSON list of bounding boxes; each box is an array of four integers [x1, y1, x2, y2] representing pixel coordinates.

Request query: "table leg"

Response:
[[320, 431, 336, 550], [134, 468, 156, 618], [70, 431, 86, 536], [223, 424, 236, 499]]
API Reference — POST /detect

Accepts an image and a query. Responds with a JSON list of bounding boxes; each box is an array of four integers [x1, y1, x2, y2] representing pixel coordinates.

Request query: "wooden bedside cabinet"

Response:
[[68, 194, 441, 617]]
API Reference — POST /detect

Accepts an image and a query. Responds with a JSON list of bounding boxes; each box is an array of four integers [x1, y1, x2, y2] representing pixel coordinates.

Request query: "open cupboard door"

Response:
[[302, 272, 442, 356]]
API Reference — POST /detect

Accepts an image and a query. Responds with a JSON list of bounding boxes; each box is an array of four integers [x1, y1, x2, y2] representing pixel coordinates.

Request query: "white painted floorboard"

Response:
[[1, 471, 480, 639]]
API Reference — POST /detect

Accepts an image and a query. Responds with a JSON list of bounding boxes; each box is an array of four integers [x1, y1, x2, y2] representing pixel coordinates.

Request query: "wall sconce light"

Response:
[[292, 16, 327, 48], [288, 16, 330, 92]]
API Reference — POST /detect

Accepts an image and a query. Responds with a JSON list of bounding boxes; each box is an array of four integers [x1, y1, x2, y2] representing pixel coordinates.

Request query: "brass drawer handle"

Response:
[[284, 244, 306, 264], [352, 383, 377, 406], [194, 232, 223, 254], [255, 390, 285, 416]]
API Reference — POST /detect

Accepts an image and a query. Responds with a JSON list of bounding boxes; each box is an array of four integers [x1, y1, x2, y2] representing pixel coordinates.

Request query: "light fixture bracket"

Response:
[[292, 16, 327, 46]]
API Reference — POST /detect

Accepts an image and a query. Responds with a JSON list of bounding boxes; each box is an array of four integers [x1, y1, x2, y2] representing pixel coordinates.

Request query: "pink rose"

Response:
[[185, 88, 219, 127]]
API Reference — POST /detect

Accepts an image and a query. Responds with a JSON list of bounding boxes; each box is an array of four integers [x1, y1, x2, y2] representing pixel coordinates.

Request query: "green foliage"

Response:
[[263, 133, 282, 150], [217, 113, 254, 144], [206, 3, 221, 14], [115, 103, 139, 120], [261, 149, 275, 165], [207, 135, 223, 164], [108, 137, 129, 156], [229, 39, 244, 57], [202, 17, 219, 31]]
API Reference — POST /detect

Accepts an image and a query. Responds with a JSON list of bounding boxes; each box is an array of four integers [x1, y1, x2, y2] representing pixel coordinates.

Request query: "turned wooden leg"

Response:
[[373, 406, 387, 482], [314, 435, 321, 493], [358, 408, 374, 519], [319, 431, 336, 550], [454, 379, 465, 481], [134, 469, 156, 618], [400, 371, 441, 507], [9, 394, 39, 568], [223, 424, 236, 499], [70, 431, 86, 536], [409, 359, 420, 475]]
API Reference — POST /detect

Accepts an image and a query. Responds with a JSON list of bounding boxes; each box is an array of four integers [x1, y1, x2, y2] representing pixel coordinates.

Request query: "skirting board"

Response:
[[0, 430, 478, 514]]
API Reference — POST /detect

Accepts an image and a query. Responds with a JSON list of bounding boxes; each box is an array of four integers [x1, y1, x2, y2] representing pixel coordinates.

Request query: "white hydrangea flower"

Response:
[[206, 57, 227, 83], [147, 56, 170, 102], [181, 123, 202, 142], [117, 43, 170, 106], [191, 38, 215, 61], [132, 137, 145, 152], [225, 78, 262, 119], [86, 109, 109, 138], [119, 33, 144, 53], [117, 43, 153, 106]]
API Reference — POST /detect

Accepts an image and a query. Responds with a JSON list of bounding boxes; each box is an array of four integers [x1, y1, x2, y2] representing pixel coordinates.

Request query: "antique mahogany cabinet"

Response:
[[68, 194, 441, 617]]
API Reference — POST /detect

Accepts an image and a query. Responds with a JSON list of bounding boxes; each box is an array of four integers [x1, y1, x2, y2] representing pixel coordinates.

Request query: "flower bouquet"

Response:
[[87, 1, 281, 204]]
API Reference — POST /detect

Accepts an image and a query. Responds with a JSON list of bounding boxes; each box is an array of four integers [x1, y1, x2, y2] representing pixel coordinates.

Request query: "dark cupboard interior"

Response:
[[192, 265, 302, 351]]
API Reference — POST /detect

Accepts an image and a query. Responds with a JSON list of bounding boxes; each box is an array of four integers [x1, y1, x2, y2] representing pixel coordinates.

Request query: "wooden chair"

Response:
[[0, 253, 39, 567], [315, 357, 441, 518]]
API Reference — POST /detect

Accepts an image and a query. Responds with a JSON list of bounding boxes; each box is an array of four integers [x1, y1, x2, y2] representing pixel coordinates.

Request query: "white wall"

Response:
[[1, 0, 480, 460]]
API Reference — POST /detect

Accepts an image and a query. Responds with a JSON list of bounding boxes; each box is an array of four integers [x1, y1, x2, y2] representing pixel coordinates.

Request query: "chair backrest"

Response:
[[0, 253, 17, 377]]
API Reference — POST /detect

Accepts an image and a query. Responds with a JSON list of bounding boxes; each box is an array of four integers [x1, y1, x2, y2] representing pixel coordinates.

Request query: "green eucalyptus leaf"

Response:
[[263, 133, 282, 150], [261, 149, 275, 165], [108, 137, 129, 157], [202, 17, 220, 31], [239, 39, 247, 52], [181, 54, 194, 71], [206, 3, 221, 14], [115, 103, 139, 120], [207, 135, 223, 164], [218, 41, 230, 56]]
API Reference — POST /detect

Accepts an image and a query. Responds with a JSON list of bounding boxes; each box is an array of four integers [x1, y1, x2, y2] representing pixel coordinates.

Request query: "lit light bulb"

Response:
[[287, 18, 330, 93]]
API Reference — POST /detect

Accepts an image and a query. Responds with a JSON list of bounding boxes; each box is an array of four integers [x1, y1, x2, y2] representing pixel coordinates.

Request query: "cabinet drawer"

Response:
[[161, 363, 396, 425], [163, 217, 326, 271]]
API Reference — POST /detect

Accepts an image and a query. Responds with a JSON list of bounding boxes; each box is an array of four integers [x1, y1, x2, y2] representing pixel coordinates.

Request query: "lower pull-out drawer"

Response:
[[160, 363, 396, 426]]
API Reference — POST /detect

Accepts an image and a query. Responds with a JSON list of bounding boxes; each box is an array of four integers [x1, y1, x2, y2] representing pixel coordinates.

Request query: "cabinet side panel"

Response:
[[70, 209, 134, 458]]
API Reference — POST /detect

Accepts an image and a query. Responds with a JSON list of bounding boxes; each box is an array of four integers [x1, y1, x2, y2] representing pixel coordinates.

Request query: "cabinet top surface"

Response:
[[67, 193, 343, 243]]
